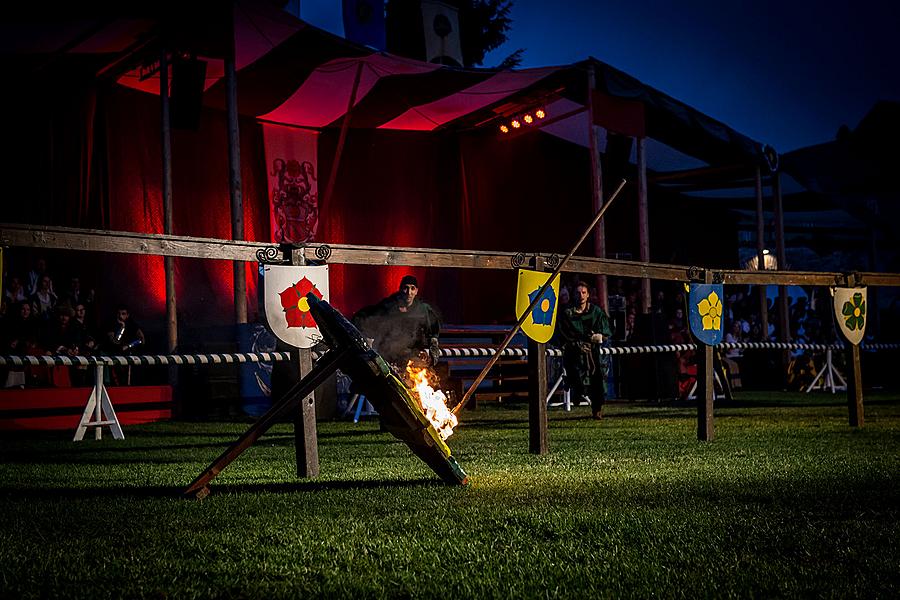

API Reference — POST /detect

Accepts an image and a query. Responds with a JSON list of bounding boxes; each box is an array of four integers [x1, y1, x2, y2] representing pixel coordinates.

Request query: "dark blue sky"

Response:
[[301, 1, 900, 152]]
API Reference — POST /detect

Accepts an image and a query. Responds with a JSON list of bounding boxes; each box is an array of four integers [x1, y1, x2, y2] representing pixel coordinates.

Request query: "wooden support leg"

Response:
[[528, 337, 548, 455], [183, 347, 348, 499], [74, 366, 124, 442], [295, 347, 319, 478], [697, 345, 714, 441], [846, 344, 864, 428]]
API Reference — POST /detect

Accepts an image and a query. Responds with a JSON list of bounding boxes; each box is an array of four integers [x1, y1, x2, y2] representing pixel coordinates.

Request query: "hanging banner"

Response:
[[262, 265, 329, 349], [514, 269, 560, 344], [262, 123, 319, 244], [833, 287, 867, 346], [688, 283, 724, 346]]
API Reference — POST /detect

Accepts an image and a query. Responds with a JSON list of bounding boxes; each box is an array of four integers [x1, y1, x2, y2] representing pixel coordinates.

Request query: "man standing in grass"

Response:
[[559, 281, 612, 420]]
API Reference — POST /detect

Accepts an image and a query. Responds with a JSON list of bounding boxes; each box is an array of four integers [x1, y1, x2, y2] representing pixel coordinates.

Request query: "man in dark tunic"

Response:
[[559, 281, 612, 420], [352, 275, 441, 370]]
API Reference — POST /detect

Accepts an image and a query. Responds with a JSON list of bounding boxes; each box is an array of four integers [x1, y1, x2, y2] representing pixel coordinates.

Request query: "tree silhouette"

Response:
[[386, 0, 524, 68]]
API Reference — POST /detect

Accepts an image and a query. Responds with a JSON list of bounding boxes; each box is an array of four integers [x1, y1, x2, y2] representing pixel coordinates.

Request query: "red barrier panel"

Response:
[[0, 386, 172, 430]]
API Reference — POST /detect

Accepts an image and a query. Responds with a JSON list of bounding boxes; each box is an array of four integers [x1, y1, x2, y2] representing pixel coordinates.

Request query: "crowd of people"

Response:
[[1, 257, 144, 388]]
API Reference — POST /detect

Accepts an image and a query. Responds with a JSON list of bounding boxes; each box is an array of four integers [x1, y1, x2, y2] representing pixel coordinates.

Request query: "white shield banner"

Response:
[[263, 265, 329, 349], [832, 287, 867, 346]]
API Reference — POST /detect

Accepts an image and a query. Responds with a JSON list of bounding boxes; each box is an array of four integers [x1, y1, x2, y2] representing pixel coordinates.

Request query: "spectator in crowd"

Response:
[[5, 276, 27, 304], [106, 305, 145, 385], [30, 275, 57, 320], [26, 258, 50, 296]]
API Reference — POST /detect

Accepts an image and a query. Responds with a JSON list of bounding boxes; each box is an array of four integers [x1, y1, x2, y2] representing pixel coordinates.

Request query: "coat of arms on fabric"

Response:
[[515, 269, 560, 344], [262, 265, 329, 348], [688, 283, 724, 346], [833, 287, 867, 346], [263, 124, 319, 244]]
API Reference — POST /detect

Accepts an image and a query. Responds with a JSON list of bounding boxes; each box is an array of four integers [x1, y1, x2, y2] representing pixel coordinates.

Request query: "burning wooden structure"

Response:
[[183, 293, 467, 498]]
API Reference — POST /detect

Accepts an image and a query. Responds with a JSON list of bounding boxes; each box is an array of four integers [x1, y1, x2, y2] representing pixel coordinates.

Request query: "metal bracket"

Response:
[[255, 245, 288, 264], [711, 271, 725, 285], [687, 266, 703, 282], [511, 252, 526, 269]]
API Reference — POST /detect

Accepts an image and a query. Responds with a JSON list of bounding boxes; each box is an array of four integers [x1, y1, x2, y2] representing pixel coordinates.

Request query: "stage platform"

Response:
[[0, 385, 173, 431]]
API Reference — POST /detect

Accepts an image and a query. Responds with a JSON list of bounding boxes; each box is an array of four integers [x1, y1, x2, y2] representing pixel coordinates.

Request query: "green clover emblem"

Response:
[[841, 292, 866, 331]]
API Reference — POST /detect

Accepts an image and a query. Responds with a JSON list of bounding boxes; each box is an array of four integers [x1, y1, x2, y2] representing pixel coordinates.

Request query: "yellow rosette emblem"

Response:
[[697, 291, 722, 331]]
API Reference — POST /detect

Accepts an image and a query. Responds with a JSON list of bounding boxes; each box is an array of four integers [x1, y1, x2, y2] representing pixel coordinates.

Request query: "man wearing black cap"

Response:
[[352, 274, 441, 369]]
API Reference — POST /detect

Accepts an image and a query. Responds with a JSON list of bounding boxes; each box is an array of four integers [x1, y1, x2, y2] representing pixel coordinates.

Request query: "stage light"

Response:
[[535, 109, 545, 119], [499, 124, 509, 133], [511, 119, 521, 129], [523, 114, 533, 124]]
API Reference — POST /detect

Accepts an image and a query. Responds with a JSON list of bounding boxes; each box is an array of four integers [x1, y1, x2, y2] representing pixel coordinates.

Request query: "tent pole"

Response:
[[226, 3, 247, 324], [321, 61, 365, 209], [755, 167, 769, 341], [586, 65, 607, 310], [160, 47, 178, 353], [773, 171, 789, 342], [636, 136, 650, 314]]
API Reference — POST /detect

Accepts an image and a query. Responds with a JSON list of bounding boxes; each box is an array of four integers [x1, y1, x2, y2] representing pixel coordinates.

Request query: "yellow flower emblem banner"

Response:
[[688, 284, 724, 346]]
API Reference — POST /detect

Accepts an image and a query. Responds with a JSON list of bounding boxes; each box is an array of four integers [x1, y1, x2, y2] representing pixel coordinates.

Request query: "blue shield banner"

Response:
[[688, 284, 724, 346]]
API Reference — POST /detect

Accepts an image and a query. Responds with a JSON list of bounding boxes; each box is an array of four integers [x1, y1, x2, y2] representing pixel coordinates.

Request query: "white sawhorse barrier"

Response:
[[74, 365, 124, 441]]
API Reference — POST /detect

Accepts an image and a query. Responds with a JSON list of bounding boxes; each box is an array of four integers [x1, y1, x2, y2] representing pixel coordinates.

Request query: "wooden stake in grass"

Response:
[[451, 178, 628, 415]]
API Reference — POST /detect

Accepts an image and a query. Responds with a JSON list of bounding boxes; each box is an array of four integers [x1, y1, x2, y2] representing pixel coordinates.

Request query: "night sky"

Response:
[[300, 0, 900, 153]]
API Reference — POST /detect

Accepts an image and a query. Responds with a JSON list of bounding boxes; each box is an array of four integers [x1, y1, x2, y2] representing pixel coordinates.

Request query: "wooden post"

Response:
[[160, 48, 178, 353], [697, 271, 715, 441], [773, 172, 789, 343], [754, 167, 769, 341], [527, 256, 549, 454], [291, 252, 319, 477], [586, 66, 607, 310], [637, 136, 651, 314], [846, 344, 864, 427], [295, 347, 320, 476], [225, 3, 247, 324]]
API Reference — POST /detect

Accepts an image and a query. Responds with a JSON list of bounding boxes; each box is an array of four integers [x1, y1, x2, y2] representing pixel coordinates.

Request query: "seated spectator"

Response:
[[26, 258, 51, 297], [30, 274, 57, 320], [722, 321, 743, 389], [4, 276, 27, 304]]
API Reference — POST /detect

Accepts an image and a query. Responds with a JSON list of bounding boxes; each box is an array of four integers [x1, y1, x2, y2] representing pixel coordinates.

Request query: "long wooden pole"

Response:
[[587, 65, 607, 311], [637, 136, 651, 313], [754, 167, 769, 341], [321, 61, 364, 209], [452, 178, 628, 415], [160, 47, 177, 353], [225, 3, 247, 324]]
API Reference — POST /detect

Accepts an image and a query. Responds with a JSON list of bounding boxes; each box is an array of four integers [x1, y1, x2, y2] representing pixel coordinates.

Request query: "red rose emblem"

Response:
[[279, 276, 323, 328]]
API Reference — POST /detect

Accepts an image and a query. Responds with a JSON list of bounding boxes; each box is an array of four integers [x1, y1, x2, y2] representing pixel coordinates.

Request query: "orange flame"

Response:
[[405, 363, 458, 440]]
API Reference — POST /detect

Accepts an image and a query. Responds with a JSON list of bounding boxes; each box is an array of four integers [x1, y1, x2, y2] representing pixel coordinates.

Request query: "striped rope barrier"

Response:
[[0, 352, 293, 367], [1, 342, 897, 368]]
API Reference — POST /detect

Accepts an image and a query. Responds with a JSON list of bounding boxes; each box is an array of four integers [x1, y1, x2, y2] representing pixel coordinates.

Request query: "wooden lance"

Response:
[[452, 178, 628, 415]]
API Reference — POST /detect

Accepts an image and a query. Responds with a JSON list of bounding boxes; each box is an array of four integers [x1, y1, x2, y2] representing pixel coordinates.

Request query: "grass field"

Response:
[[1, 392, 899, 598]]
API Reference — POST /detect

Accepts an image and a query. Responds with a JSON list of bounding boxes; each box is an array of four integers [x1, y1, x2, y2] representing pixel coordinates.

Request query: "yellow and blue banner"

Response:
[[515, 269, 560, 344], [688, 283, 724, 346]]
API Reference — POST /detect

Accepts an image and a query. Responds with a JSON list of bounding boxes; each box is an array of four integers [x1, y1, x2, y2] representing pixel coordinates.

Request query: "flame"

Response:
[[405, 363, 458, 440]]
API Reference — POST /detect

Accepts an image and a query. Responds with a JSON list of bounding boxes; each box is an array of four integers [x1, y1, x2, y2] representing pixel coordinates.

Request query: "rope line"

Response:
[[1, 342, 897, 367]]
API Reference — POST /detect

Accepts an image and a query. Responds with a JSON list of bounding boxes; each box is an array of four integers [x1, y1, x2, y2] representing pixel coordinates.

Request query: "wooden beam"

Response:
[[4, 224, 900, 287]]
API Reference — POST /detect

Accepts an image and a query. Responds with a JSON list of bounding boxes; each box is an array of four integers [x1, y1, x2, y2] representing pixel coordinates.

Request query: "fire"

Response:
[[405, 363, 458, 440]]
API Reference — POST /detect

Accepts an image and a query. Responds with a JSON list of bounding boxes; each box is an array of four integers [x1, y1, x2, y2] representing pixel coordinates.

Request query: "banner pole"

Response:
[[452, 178, 628, 415]]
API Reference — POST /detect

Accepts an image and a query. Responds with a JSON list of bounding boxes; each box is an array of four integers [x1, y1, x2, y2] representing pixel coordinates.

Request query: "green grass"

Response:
[[2, 392, 899, 598]]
